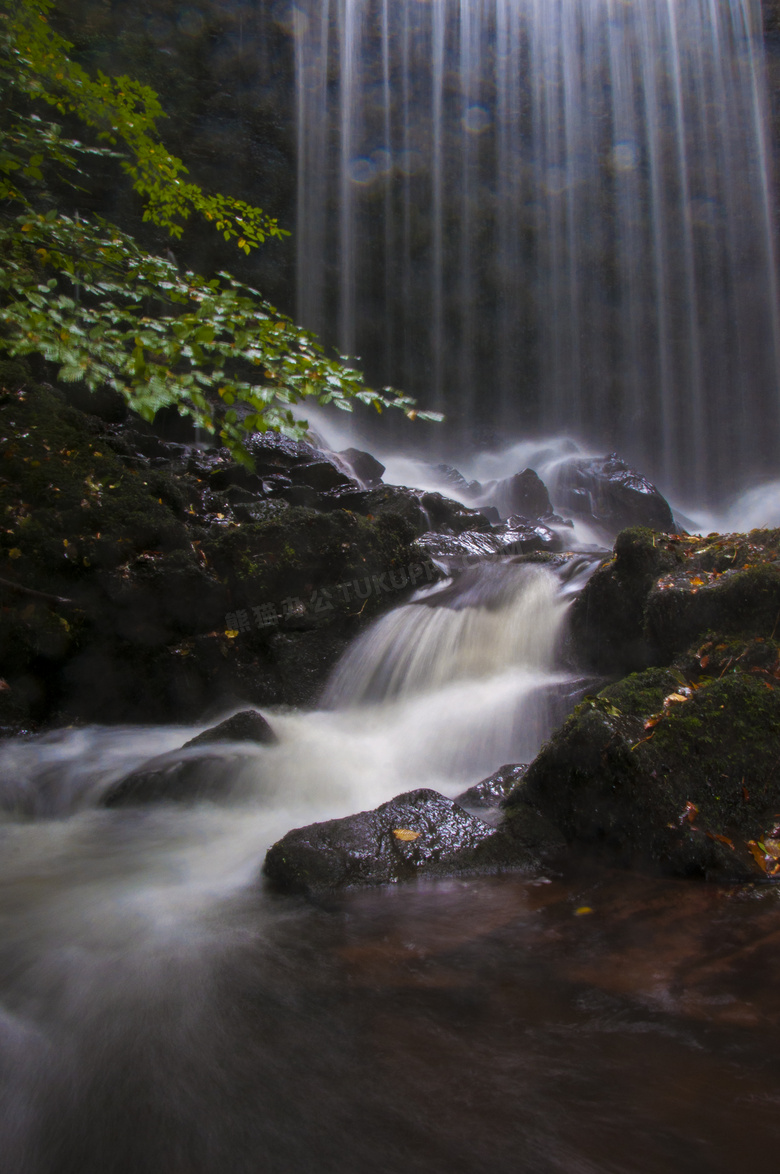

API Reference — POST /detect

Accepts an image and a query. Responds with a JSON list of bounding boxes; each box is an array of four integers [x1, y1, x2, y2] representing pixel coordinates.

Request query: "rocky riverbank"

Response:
[[5, 362, 779, 888]]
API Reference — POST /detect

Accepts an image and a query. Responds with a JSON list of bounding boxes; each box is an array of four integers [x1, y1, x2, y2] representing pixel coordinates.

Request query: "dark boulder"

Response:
[[430, 463, 481, 498], [181, 708, 277, 749], [492, 469, 552, 521], [263, 788, 537, 894], [455, 764, 529, 809], [268, 628, 352, 706], [102, 747, 264, 808], [357, 485, 429, 535], [419, 491, 493, 534], [504, 665, 780, 881], [569, 527, 679, 674], [289, 460, 353, 492], [417, 531, 504, 562], [244, 431, 325, 475], [339, 447, 386, 485], [493, 517, 563, 554], [646, 563, 780, 664], [208, 463, 266, 493], [554, 453, 675, 535], [317, 484, 371, 512], [570, 527, 780, 676]]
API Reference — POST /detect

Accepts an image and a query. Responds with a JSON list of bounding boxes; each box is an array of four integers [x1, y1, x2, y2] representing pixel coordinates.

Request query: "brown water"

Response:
[[4, 854, 779, 1174], [2, 561, 778, 1172]]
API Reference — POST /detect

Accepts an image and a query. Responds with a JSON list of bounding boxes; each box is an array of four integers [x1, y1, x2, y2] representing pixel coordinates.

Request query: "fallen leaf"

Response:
[[680, 801, 699, 825], [644, 715, 662, 730], [762, 838, 780, 860], [393, 828, 420, 842], [699, 655, 710, 669], [747, 841, 769, 873], [706, 831, 735, 850], [664, 692, 690, 706], [574, 906, 594, 916]]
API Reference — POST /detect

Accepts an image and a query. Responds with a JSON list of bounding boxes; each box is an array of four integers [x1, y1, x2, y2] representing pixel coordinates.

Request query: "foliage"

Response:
[[0, 0, 438, 453]]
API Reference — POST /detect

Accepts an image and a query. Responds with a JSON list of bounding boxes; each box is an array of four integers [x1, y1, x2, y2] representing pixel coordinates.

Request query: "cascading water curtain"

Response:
[[293, 0, 780, 502]]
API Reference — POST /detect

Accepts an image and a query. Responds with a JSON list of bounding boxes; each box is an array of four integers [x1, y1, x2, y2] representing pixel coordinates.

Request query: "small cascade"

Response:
[[293, 0, 780, 501], [323, 561, 570, 704]]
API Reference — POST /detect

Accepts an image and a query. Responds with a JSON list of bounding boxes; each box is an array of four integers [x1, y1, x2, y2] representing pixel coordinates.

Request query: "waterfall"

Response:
[[293, 0, 780, 502]]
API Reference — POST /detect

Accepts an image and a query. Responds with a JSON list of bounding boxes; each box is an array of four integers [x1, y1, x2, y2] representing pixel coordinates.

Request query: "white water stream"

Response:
[[0, 556, 598, 1170]]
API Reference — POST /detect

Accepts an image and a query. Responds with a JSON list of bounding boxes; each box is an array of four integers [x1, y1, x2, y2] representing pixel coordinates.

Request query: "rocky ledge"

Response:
[[263, 525, 780, 892]]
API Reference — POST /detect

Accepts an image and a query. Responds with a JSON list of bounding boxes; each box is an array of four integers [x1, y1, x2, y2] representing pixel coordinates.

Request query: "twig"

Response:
[[0, 576, 74, 607]]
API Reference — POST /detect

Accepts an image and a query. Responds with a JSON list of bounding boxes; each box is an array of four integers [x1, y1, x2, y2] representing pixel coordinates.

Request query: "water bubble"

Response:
[[690, 197, 720, 228], [463, 105, 491, 135], [612, 139, 638, 171], [273, 3, 309, 38], [349, 157, 376, 185], [370, 149, 393, 176]]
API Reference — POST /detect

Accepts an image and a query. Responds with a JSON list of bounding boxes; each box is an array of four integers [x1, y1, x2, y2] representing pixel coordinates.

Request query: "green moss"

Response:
[[600, 666, 682, 717], [0, 383, 190, 587]]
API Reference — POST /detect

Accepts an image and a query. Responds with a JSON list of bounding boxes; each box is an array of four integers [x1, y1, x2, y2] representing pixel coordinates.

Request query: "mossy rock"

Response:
[[568, 527, 682, 673], [504, 665, 780, 880], [570, 527, 780, 675], [203, 505, 424, 624], [646, 564, 780, 661]]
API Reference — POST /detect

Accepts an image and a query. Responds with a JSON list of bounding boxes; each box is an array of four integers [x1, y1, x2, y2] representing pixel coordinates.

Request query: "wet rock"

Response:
[[417, 531, 504, 561], [268, 628, 352, 706], [646, 562, 780, 664], [317, 484, 370, 512], [569, 527, 678, 674], [208, 463, 266, 493], [0, 374, 429, 725], [555, 453, 675, 535], [181, 708, 277, 749], [102, 748, 261, 807], [493, 469, 552, 520], [570, 527, 780, 675], [431, 463, 481, 498], [505, 666, 780, 881], [357, 485, 429, 535], [280, 483, 320, 508], [419, 491, 493, 534], [244, 431, 324, 475], [339, 447, 385, 486], [493, 517, 563, 554], [261, 473, 294, 496], [455, 763, 529, 809], [263, 788, 536, 894], [289, 460, 353, 492]]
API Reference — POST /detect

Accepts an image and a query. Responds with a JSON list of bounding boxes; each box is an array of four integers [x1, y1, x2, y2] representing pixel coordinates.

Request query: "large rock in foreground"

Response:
[[263, 788, 538, 894], [503, 660, 780, 881]]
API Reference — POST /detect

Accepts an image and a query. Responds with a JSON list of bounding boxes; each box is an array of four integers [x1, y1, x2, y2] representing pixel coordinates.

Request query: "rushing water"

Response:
[[293, 0, 779, 501], [2, 556, 780, 1170]]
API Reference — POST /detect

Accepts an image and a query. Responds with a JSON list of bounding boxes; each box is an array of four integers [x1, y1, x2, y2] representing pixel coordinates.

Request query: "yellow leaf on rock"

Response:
[[224, 629, 239, 639], [7, 548, 21, 559], [393, 828, 420, 842], [574, 906, 594, 916]]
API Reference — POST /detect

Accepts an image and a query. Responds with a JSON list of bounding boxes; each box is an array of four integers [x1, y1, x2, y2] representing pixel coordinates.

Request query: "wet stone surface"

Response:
[[264, 788, 535, 894]]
